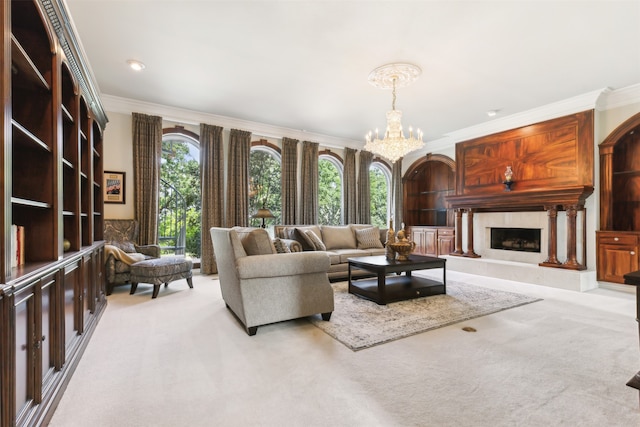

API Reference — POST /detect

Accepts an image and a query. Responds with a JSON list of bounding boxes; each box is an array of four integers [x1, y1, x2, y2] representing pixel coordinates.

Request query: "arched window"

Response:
[[249, 142, 282, 229], [370, 160, 391, 228], [318, 153, 343, 225], [161, 128, 201, 259]]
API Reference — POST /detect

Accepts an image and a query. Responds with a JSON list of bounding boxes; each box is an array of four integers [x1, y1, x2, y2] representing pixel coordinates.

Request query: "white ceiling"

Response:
[[65, 0, 640, 146]]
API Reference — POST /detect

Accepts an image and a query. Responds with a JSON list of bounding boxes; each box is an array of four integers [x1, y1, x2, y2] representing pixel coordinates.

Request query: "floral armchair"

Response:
[[104, 219, 161, 295]]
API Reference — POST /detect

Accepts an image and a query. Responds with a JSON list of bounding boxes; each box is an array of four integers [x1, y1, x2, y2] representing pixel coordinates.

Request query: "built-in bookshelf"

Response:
[[1, 1, 108, 425]]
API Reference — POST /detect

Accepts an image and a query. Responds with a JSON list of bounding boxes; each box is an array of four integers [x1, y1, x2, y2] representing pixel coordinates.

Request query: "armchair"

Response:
[[210, 227, 334, 336], [104, 219, 161, 295]]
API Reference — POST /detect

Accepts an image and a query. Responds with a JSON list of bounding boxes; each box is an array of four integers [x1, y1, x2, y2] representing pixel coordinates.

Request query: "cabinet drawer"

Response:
[[437, 228, 454, 236], [598, 234, 638, 245]]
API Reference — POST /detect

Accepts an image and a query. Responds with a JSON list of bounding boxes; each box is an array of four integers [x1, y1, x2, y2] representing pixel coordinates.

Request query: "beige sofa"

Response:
[[274, 224, 387, 281], [210, 227, 334, 336]]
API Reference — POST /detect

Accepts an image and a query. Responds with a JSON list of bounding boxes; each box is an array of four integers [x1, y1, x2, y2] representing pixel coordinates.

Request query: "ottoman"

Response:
[[130, 257, 193, 298]]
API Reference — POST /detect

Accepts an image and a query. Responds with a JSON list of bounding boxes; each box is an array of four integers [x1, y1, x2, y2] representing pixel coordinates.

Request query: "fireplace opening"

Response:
[[491, 228, 541, 252]]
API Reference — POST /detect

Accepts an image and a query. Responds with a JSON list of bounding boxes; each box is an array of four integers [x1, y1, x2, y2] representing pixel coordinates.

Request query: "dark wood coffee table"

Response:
[[347, 255, 446, 305]]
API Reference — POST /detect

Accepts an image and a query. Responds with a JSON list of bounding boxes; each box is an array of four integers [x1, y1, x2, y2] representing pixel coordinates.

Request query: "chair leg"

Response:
[[247, 326, 258, 336], [186, 277, 194, 289], [130, 282, 138, 295], [152, 284, 161, 299], [321, 312, 332, 321]]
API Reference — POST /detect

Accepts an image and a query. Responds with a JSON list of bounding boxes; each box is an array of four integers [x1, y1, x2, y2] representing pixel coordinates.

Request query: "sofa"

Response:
[[274, 224, 387, 281], [210, 227, 334, 336]]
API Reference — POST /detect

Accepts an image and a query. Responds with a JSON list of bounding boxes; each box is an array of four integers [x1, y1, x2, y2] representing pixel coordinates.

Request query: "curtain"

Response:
[[132, 112, 162, 246], [357, 150, 373, 224], [281, 137, 298, 225], [392, 158, 404, 229], [300, 141, 319, 224], [226, 129, 252, 227], [200, 123, 224, 274], [343, 147, 357, 225]]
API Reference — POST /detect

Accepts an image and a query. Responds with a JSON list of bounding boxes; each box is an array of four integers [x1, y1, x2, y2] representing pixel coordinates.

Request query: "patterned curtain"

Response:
[[200, 123, 224, 274], [281, 137, 298, 225], [226, 129, 252, 227], [132, 112, 162, 245], [357, 150, 374, 224], [392, 158, 404, 229], [300, 141, 319, 224], [343, 147, 357, 225]]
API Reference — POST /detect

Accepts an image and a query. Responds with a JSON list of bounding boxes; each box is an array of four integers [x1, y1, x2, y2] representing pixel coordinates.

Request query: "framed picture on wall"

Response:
[[104, 171, 126, 204]]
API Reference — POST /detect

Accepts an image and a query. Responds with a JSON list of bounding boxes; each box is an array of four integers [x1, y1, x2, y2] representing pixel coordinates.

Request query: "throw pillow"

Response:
[[293, 226, 322, 251], [273, 238, 291, 253], [304, 230, 326, 251], [355, 227, 383, 249], [321, 225, 357, 250], [234, 227, 276, 255]]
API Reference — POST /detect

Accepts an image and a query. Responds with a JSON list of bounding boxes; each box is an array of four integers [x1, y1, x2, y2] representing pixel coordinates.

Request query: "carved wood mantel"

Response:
[[446, 111, 595, 270]]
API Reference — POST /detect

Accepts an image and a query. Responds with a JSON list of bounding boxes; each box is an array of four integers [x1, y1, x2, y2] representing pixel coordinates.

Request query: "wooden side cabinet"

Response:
[[596, 231, 639, 284], [410, 226, 454, 257]]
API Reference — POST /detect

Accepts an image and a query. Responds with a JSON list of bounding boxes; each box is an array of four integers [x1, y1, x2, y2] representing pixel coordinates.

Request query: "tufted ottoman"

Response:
[[130, 257, 193, 298]]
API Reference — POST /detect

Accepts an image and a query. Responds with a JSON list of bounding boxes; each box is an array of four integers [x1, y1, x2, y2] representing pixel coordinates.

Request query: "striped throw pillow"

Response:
[[305, 230, 326, 251]]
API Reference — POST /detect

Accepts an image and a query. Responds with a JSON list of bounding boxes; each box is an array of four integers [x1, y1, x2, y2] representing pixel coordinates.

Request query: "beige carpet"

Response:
[[48, 270, 640, 427], [311, 281, 541, 351]]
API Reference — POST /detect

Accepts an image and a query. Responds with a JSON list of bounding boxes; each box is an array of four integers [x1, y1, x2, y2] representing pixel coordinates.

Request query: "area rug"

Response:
[[309, 280, 541, 351]]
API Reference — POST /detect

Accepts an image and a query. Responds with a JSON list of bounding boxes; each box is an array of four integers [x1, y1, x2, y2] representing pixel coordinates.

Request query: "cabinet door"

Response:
[[598, 244, 639, 283], [410, 229, 425, 255], [423, 229, 437, 256], [438, 235, 454, 256], [63, 259, 81, 356], [14, 284, 36, 423]]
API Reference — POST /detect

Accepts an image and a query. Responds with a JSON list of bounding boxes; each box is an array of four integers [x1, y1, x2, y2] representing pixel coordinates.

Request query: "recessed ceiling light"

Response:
[[127, 59, 146, 71], [486, 109, 501, 117]]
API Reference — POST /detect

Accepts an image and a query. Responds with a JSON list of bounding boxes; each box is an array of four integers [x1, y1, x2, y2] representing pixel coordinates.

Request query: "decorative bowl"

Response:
[[388, 240, 416, 261]]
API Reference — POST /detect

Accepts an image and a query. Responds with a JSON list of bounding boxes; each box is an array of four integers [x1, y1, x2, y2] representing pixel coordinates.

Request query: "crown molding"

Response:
[[101, 94, 363, 150], [596, 83, 640, 111]]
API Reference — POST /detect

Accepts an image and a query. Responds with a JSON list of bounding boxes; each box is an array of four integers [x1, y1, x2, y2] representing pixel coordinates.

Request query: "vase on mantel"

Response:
[[503, 165, 514, 191]]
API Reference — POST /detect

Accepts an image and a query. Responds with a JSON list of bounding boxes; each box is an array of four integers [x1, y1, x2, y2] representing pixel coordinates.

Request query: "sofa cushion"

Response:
[[233, 227, 276, 256], [321, 225, 357, 250], [305, 229, 327, 251], [273, 238, 291, 253], [293, 226, 323, 251], [324, 251, 341, 265], [331, 248, 372, 263], [355, 226, 383, 249]]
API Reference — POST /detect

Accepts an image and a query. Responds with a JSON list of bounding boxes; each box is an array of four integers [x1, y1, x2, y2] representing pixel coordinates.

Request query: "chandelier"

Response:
[[364, 63, 424, 163]]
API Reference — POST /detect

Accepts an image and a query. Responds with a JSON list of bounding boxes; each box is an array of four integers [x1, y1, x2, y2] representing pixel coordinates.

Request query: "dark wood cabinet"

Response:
[[403, 154, 456, 228], [598, 112, 640, 283], [1, 1, 108, 425], [596, 232, 639, 284], [404, 154, 456, 257], [410, 226, 454, 257]]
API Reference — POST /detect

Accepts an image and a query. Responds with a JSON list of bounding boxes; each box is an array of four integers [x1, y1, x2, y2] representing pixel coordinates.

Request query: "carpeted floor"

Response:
[[48, 270, 640, 427], [310, 280, 541, 350]]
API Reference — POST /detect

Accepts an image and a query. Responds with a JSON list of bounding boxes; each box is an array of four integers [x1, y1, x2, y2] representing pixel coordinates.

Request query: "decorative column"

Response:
[[540, 206, 561, 266], [464, 208, 480, 258], [563, 204, 586, 270], [451, 208, 464, 256]]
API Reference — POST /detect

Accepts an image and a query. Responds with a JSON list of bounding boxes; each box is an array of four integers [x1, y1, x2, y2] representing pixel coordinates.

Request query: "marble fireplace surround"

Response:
[[444, 187, 596, 291]]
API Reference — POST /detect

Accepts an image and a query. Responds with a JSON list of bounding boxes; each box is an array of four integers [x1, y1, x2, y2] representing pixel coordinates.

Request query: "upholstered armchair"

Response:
[[210, 227, 334, 336], [104, 219, 161, 295]]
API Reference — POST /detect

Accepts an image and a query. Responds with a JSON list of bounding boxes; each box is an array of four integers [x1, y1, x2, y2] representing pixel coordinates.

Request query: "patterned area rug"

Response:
[[310, 280, 541, 351]]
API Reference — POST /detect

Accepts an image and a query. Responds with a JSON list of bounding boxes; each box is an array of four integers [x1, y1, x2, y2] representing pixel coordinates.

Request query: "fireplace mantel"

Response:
[[446, 111, 595, 271], [447, 185, 594, 212]]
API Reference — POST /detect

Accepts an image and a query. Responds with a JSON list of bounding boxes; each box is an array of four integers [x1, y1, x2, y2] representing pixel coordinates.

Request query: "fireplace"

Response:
[[490, 227, 541, 253]]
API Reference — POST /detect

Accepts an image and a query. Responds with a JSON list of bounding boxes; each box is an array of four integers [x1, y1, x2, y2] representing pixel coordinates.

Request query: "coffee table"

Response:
[[347, 255, 446, 305]]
